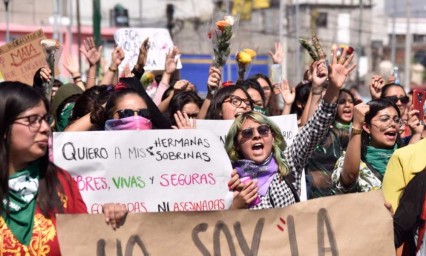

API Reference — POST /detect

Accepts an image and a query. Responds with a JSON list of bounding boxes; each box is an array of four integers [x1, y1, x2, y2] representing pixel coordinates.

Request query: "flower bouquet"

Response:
[[40, 39, 61, 101], [236, 48, 256, 81], [336, 44, 355, 60], [209, 12, 239, 68]]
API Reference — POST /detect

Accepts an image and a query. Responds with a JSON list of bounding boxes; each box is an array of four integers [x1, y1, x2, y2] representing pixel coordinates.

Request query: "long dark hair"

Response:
[[91, 78, 172, 129], [361, 99, 402, 158], [380, 83, 406, 98], [237, 79, 266, 107], [0, 81, 64, 217], [169, 91, 203, 126], [206, 85, 252, 120]]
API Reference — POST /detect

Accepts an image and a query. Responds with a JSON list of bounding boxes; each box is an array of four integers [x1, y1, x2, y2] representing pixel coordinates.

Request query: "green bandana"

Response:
[[253, 106, 266, 115], [2, 161, 40, 245], [56, 102, 75, 132], [334, 121, 351, 130], [365, 144, 397, 176]]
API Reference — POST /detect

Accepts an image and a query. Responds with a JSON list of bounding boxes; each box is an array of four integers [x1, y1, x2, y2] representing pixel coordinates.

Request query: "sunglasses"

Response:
[[115, 109, 151, 119], [240, 124, 271, 139], [384, 95, 409, 105]]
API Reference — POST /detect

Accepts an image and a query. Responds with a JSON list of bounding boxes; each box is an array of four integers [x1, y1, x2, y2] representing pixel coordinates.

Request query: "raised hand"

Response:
[[63, 56, 80, 77], [110, 46, 125, 70], [122, 63, 134, 78], [328, 45, 357, 90], [406, 106, 423, 135], [39, 66, 52, 82], [278, 80, 295, 106], [80, 37, 102, 66], [268, 42, 284, 64], [172, 111, 196, 129], [165, 46, 180, 75], [312, 60, 328, 88], [353, 103, 370, 129], [134, 38, 150, 72], [369, 75, 385, 100], [207, 66, 221, 94]]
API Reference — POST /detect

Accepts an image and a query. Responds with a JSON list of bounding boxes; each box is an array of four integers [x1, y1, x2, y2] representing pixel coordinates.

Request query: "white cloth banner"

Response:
[[197, 114, 307, 201], [53, 130, 233, 213], [114, 28, 182, 71]]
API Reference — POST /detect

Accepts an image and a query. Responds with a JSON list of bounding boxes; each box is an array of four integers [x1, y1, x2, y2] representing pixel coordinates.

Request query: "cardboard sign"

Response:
[[0, 30, 48, 85], [114, 28, 182, 72], [57, 191, 394, 255], [52, 130, 233, 213]]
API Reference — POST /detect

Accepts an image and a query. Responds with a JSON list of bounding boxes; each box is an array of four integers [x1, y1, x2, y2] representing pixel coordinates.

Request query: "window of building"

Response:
[[317, 12, 328, 28]]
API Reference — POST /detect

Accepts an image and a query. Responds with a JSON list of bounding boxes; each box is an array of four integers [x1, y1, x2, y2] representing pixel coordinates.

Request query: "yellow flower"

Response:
[[243, 48, 256, 58], [237, 51, 253, 65]]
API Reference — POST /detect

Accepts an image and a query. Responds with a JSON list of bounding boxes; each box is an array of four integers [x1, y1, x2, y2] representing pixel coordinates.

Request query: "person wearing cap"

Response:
[[50, 83, 84, 132]]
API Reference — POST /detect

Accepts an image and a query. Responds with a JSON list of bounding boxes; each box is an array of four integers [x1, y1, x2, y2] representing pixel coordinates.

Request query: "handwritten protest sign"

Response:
[[197, 114, 298, 146], [57, 191, 394, 255], [114, 28, 182, 71], [0, 30, 48, 85], [197, 114, 307, 201], [53, 130, 233, 213]]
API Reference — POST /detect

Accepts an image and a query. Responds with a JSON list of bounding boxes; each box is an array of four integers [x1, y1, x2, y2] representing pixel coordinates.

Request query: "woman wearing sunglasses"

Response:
[[332, 99, 403, 193], [305, 89, 355, 198], [225, 47, 356, 209], [0, 81, 127, 254], [380, 83, 423, 145]]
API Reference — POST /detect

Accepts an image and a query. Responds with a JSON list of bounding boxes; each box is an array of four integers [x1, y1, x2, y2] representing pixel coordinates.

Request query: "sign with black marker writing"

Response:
[[57, 191, 394, 255], [114, 28, 182, 72], [52, 130, 233, 213]]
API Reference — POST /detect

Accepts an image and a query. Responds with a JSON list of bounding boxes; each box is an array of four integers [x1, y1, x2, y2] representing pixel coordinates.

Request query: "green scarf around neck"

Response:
[[365, 145, 397, 176], [334, 120, 351, 131], [2, 161, 40, 245]]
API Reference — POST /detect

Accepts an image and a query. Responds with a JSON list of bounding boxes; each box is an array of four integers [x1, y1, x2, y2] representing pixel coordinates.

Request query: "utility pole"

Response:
[[404, 0, 411, 90], [356, 0, 363, 85], [390, 0, 396, 67], [279, 0, 287, 80], [295, 0, 300, 81], [4, 0, 10, 42], [76, 0, 82, 74]]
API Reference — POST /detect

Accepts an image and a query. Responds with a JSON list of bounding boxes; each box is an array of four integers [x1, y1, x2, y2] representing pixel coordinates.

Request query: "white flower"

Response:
[[40, 39, 59, 50], [224, 16, 235, 26]]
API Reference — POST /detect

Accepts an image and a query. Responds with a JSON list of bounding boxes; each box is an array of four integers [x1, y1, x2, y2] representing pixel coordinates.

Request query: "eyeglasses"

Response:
[[14, 114, 53, 130], [115, 109, 151, 119], [240, 124, 271, 139], [374, 115, 403, 128], [384, 95, 410, 105], [224, 95, 252, 108]]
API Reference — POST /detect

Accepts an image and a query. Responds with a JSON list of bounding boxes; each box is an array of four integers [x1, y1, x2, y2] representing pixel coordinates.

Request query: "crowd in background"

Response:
[[1, 35, 425, 255]]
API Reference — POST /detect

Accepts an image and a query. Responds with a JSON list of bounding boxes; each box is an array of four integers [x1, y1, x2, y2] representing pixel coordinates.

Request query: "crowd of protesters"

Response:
[[1, 34, 425, 255]]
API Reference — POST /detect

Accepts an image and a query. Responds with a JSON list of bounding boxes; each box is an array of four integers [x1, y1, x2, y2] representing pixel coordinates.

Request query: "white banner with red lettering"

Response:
[[52, 130, 233, 213]]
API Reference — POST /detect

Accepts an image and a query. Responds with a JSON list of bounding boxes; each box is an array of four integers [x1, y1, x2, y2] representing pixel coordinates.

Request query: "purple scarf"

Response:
[[233, 154, 278, 196]]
